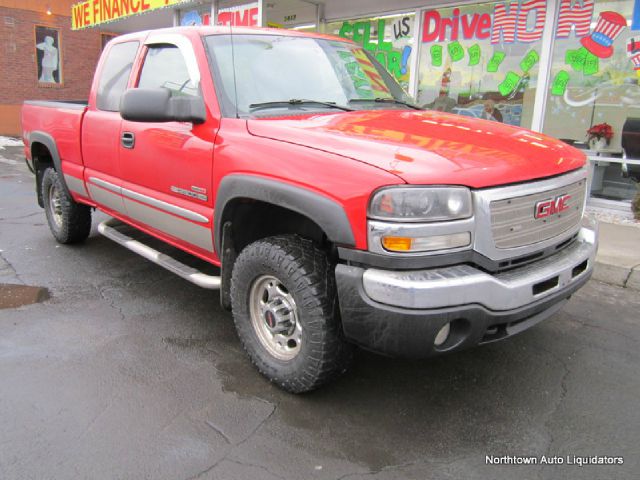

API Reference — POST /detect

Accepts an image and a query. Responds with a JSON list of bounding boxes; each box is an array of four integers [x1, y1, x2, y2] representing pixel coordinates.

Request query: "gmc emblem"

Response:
[[534, 194, 572, 219]]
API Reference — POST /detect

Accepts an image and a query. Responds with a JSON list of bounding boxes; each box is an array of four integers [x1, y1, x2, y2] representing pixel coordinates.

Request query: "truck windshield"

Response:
[[204, 34, 418, 117]]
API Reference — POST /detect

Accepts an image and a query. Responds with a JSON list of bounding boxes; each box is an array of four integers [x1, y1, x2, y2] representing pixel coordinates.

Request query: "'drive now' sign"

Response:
[[72, 0, 188, 30]]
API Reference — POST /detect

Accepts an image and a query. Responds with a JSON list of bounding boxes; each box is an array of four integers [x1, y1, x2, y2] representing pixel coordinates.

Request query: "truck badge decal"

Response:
[[171, 186, 208, 202], [534, 194, 571, 219]]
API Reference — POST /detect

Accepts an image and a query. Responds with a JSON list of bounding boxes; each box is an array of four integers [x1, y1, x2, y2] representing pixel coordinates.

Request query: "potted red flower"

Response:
[[587, 122, 614, 151]]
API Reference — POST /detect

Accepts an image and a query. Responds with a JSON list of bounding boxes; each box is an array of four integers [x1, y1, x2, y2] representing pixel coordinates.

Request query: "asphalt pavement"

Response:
[[1, 146, 639, 480]]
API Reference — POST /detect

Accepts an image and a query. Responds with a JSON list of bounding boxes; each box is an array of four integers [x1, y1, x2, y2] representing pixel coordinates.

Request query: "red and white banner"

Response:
[[218, 2, 259, 27]]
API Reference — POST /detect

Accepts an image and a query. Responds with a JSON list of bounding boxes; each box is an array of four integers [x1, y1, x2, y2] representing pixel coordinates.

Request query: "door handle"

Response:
[[121, 131, 135, 149]]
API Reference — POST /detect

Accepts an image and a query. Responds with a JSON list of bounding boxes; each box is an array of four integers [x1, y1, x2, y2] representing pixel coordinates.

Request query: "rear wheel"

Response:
[[42, 167, 92, 244], [231, 235, 352, 393]]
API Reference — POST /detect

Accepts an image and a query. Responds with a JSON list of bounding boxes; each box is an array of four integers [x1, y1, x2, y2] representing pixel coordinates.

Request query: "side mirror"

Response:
[[120, 88, 206, 124]]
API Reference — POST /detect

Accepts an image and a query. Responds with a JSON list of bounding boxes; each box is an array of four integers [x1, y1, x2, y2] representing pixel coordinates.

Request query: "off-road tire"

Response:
[[42, 167, 92, 244], [231, 235, 353, 393]]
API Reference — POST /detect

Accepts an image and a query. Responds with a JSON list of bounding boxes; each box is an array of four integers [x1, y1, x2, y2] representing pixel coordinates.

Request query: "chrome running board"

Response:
[[98, 218, 221, 290]]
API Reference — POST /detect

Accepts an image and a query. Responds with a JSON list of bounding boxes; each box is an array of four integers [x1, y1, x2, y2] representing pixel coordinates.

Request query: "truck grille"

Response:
[[490, 179, 586, 249]]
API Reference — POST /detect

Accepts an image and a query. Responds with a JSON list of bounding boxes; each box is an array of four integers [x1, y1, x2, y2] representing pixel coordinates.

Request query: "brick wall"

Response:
[[0, 4, 103, 135]]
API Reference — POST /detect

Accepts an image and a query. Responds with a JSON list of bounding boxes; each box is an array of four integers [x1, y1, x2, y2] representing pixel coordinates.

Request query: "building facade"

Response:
[[1, 0, 638, 206], [0, 0, 116, 135]]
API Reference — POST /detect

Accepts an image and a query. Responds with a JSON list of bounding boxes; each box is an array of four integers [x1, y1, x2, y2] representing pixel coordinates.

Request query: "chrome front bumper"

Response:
[[361, 223, 598, 312]]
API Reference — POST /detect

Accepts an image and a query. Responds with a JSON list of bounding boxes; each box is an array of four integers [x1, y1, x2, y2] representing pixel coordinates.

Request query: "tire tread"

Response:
[[42, 168, 92, 244], [231, 235, 352, 393]]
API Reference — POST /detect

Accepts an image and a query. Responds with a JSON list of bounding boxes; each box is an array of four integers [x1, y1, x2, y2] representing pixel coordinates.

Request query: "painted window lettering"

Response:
[[330, 14, 414, 89], [422, 0, 593, 45]]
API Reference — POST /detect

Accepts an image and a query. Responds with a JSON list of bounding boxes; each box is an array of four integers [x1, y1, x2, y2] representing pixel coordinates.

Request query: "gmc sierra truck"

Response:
[[21, 26, 598, 393]]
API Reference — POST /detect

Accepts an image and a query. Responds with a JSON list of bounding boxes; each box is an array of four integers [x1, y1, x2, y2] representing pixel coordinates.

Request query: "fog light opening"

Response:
[[434, 322, 451, 347]]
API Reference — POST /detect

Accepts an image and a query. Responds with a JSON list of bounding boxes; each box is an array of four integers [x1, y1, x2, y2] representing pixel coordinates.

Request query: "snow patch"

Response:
[[0, 136, 24, 149]]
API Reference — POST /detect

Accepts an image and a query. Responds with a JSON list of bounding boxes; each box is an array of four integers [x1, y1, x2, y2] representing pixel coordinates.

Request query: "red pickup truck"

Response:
[[22, 26, 597, 393]]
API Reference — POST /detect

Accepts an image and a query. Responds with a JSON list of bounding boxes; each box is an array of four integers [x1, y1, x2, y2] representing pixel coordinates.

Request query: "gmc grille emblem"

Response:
[[534, 194, 572, 219]]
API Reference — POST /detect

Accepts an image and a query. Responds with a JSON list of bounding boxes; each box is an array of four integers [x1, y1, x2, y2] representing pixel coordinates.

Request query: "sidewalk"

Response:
[[593, 220, 640, 291]]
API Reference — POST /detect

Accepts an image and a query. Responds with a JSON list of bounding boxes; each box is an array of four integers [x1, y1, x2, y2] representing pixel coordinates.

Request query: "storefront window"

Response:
[[417, 1, 547, 128], [264, 0, 318, 30], [543, 0, 639, 202], [326, 13, 415, 91]]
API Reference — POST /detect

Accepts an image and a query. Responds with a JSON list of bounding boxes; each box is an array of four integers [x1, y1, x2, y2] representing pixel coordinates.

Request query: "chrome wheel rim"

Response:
[[249, 275, 302, 361], [48, 183, 63, 229]]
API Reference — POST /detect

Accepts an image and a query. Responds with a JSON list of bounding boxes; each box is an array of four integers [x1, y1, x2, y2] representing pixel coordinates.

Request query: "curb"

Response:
[[593, 261, 640, 290]]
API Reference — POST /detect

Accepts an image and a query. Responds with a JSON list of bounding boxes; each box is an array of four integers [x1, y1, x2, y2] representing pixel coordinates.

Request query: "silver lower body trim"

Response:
[[362, 223, 598, 311], [124, 198, 214, 252], [88, 176, 208, 224], [87, 182, 126, 213], [63, 174, 88, 197], [122, 187, 208, 224], [87, 177, 213, 252]]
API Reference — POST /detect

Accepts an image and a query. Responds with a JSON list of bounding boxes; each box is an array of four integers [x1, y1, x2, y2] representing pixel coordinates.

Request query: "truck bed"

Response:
[[22, 100, 88, 171], [23, 100, 87, 109]]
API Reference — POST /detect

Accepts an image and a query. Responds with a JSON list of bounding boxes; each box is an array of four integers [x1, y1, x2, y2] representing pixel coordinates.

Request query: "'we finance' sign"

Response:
[[72, 0, 188, 30]]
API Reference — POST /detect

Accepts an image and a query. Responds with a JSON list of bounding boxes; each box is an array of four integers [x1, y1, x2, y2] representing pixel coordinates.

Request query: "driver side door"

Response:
[[118, 36, 217, 259]]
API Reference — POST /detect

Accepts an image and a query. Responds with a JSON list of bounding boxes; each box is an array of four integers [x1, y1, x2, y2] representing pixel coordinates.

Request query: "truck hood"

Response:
[[247, 110, 585, 188]]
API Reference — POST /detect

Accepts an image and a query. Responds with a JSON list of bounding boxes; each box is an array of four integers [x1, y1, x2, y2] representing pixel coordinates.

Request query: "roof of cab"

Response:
[[112, 25, 353, 44]]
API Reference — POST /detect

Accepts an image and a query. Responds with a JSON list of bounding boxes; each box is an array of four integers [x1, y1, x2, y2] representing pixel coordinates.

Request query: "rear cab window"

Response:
[[96, 41, 139, 112]]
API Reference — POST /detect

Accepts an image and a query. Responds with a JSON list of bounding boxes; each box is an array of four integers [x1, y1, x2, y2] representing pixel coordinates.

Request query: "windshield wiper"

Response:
[[349, 97, 422, 110], [249, 99, 354, 112]]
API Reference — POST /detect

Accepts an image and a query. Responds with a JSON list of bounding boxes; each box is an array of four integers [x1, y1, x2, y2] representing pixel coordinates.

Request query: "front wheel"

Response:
[[41, 167, 92, 244], [231, 235, 352, 393]]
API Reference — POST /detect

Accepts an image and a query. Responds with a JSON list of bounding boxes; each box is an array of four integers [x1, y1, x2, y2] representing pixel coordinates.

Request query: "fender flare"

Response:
[[214, 175, 356, 251], [29, 131, 72, 201]]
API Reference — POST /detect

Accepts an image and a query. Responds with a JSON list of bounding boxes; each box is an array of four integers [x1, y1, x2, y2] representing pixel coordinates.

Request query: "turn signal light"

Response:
[[381, 232, 471, 253], [381, 236, 413, 251]]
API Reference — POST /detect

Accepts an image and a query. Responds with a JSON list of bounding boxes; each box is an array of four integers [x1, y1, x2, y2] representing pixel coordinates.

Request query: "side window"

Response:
[[96, 41, 139, 112], [138, 45, 198, 97]]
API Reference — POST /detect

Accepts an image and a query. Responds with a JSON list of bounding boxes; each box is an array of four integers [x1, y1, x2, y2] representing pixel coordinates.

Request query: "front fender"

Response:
[[214, 174, 356, 252]]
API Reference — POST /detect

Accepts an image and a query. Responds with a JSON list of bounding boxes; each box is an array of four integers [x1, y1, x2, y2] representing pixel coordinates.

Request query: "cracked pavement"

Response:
[[1, 147, 639, 480]]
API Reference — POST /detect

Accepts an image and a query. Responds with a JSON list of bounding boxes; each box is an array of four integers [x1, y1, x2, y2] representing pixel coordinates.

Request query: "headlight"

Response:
[[369, 187, 473, 222]]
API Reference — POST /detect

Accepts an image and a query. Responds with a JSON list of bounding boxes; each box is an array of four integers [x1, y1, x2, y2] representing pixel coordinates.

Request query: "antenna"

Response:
[[228, 18, 240, 119]]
